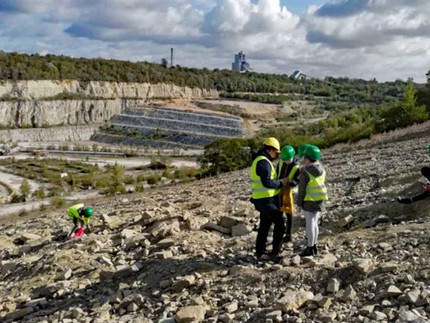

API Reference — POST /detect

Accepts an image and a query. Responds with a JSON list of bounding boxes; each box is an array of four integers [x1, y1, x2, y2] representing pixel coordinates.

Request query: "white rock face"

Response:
[[0, 80, 219, 129], [0, 100, 122, 128], [0, 80, 218, 100], [0, 125, 100, 142]]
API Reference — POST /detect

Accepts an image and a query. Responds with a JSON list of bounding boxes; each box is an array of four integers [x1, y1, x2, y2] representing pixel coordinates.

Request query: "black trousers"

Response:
[[256, 209, 285, 256], [284, 213, 293, 236]]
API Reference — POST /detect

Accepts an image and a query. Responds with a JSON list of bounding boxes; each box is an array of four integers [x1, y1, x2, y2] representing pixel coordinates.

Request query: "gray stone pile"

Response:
[[93, 106, 243, 149], [1, 125, 430, 322]]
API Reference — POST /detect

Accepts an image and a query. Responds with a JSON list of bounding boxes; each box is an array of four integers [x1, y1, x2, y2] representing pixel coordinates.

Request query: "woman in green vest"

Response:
[[277, 145, 300, 243], [250, 137, 289, 261], [296, 145, 328, 257]]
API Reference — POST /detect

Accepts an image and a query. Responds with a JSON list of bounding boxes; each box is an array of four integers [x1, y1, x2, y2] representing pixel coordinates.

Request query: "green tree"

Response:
[[20, 179, 31, 201]]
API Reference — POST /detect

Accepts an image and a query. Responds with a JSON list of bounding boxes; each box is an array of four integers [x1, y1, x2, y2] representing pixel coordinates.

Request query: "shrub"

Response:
[[20, 179, 31, 201], [34, 189, 46, 199], [147, 174, 161, 185], [51, 196, 65, 208]]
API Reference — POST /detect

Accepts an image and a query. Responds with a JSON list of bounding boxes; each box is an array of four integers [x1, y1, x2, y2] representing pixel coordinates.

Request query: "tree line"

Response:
[[0, 51, 416, 104]]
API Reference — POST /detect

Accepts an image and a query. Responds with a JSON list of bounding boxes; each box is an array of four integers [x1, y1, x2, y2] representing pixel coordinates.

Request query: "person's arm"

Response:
[[256, 159, 283, 189], [289, 163, 300, 188], [296, 171, 309, 207]]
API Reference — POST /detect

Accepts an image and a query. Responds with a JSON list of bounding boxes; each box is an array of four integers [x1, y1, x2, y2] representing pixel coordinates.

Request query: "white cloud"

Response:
[[0, 0, 429, 81]]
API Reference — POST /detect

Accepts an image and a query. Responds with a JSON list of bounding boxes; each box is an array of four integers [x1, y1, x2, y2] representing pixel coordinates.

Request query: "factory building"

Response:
[[232, 51, 252, 73]]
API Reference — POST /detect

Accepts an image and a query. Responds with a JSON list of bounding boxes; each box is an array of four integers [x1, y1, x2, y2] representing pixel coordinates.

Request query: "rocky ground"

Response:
[[1, 124, 430, 322]]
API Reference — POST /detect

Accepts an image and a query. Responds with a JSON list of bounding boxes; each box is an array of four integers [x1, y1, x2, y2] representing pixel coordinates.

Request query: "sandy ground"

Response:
[[0, 169, 41, 193], [0, 190, 101, 218], [0, 153, 199, 170]]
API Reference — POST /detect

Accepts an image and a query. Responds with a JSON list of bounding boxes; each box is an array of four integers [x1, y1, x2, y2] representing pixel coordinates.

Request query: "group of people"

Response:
[[250, 137, 328, 261]]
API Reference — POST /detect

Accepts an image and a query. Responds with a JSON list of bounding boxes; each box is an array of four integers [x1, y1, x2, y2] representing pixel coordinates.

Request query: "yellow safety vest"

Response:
[[277, 161, 299, 193], [304, 170, 328, 202], [67, 203, 90, 224], [250, 156, 280, 199]]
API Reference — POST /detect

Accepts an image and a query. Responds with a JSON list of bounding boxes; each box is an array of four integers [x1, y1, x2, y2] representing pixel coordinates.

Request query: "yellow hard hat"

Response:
[[263, 137, 281, 153]]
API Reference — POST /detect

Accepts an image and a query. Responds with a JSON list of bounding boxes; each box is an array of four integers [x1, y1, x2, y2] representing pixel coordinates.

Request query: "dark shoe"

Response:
[[312, 245, 318, 255], [397, 197, 413, 204], [283, 234, 292, 243], [299, 247, 313, 257], [268, 252, 281, 263]]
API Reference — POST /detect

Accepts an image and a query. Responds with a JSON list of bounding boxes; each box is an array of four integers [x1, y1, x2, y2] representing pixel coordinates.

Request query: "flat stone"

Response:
[[327, 278, 341, 293], [276, 289, 314, 313], [157, 238, 175, 248], [370, 311, 387, 321], [406, 289, 420, 304], [24, 297, 48, 308], [338, 215, 354, 227], [378, 242, 391, 250], [218, 313, 235, 323], [341, 285, 357, 301], [127, 302, 139, 312], [397, 309, 422, 322], [71, 307, 85, 318], [353, 258, 373, 273], [291, 255, 301, 266], [217, 216, 240, 229], [175, 305, 206, 323], [320, 253, 338, 267], [359, 305, 375, 315], [224, 300, 238, 313], [266, 310, 282, 321], [6, 307, 34, 320], [20, 233, 42, 242], [231, 223, 251, 237], [380, 262, 398, 273], [120, 229, 137, 240], [201, 223, 231, 234], [246, 296, 259, 308], [319, 311, 337, 322], [1, 262, 18, 275], [160, 280, 171, 289], [172, 275, 196, 293], [387, 285, 402, 297], [55, 268, 72, 281], [318, 297, 332, 309], [415, 297, 430, 307]]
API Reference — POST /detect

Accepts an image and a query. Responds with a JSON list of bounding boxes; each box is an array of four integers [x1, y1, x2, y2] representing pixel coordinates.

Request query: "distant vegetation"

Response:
[[0, 51, 413, 104], [2, 51, 430, 177], [201, 83, 430, 175]]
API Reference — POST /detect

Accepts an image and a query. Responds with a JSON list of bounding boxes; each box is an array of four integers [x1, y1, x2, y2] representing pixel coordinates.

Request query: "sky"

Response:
[[0, 0, 429, 82]]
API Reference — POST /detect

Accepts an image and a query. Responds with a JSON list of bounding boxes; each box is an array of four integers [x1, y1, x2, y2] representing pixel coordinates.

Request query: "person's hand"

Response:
[[280, 178, 289, 187]]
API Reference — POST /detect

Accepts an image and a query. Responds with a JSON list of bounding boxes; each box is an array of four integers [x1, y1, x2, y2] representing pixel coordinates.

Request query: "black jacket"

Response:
[[276, 158, 300, 187], [250, 149, 283, 212]]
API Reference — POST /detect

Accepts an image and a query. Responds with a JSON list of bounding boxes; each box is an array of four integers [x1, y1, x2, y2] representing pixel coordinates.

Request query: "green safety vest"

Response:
[[304, 170, 328, 202], [277, 161, 299, 193], [250, 156, 280, 199], [67, 203, 89, 224]]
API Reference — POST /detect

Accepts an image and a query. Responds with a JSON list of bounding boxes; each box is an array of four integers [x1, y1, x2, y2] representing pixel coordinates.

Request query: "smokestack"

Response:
[[171, 48, 173, 67]]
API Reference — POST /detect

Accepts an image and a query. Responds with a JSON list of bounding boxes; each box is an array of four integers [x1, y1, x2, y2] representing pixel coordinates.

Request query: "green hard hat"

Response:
[[303, 145, 321, 161], [281, 145, 295, 161], [298, 144, 311, 158], [83, 207, 93, 218]]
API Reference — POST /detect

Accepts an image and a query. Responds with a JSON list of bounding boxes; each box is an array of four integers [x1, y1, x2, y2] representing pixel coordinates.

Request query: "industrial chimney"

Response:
[[171, 48, 174, 67]]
